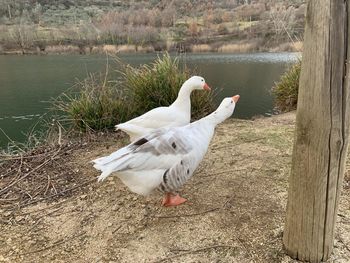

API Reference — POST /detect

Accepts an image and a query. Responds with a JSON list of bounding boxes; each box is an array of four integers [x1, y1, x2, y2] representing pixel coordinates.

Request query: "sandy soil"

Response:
[[0, 112, 349, 263]]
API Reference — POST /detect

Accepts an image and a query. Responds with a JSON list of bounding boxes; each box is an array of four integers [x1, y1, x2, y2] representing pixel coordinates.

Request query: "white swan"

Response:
[[115, 76, 211, 141], [93, 95, 240, 206]]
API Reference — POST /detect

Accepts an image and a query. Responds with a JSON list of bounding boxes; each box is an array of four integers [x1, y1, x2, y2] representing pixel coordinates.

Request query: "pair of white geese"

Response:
[[92, 76, 240, 206]]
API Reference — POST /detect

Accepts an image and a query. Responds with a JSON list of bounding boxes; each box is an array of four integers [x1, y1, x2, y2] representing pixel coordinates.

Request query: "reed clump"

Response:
[[53, 53, 215, 131], [272, 60, 301, 112]]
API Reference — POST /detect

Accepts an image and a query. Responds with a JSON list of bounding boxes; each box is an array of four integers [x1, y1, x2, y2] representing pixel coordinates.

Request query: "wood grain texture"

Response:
[[283, 0, 350, 262]]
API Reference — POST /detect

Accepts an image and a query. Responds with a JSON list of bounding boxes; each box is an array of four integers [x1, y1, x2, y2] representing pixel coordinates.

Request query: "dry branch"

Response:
[[154, 245, 236, 263], [20, 231, 86, 255]]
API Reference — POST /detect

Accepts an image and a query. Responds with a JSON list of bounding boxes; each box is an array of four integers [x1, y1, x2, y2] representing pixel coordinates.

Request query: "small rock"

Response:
[[125, 214, 132, 219], [133, 197, 137, 201], [108, 222, 113, 227], [80, 194, 87, 200], [0, 255, 8, 262], [142, 209, 149, 216], [15, 216, 24, 222], [4, 211, 11, 217]]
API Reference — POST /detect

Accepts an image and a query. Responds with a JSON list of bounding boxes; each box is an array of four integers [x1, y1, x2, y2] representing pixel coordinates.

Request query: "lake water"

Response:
[[0, 52, 299, 148]]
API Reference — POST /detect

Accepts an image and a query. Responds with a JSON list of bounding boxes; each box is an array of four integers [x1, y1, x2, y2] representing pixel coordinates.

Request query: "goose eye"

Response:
[[201, 79, 204, 82]]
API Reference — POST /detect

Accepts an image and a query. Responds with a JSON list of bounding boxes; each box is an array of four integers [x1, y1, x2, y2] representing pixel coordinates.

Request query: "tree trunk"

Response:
[[283, 1, 350, 262]]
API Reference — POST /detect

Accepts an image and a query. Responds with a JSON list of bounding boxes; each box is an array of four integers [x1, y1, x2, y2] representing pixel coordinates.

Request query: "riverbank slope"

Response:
[[0, 112, 349, 262], [0, 40, 302, 55]]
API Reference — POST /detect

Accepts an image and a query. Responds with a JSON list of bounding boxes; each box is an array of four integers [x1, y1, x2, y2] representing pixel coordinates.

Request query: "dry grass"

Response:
[[270, 41, 303, 52], [46, 45, 80, 54], [93, 45, 138, 54], [117, 44, 137, 53], [102, 44, 118, 54], [191, 44, 213, 52], [137, 45, 154, 53], [79, 45, 153, 54], [217, 42, 258, 53], [291, 41, 303, 51], [90, 46, 103, 54]]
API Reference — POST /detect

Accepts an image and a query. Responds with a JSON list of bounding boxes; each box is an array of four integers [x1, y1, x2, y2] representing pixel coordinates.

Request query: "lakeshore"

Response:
[[1, 112, 349, 262], [0, 41, 302, 55]]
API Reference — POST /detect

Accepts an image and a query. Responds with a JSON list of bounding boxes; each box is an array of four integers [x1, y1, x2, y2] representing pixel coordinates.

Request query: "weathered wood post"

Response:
[[283, 1, 350, 262]]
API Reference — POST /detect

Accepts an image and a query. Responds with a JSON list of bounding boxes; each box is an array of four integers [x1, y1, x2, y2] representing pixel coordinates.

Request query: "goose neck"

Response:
[[172, 83, 192, 108]]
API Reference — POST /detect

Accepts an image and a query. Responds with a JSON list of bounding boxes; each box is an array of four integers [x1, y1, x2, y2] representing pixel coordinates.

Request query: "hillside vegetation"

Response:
[[0, 0, 306, 54]]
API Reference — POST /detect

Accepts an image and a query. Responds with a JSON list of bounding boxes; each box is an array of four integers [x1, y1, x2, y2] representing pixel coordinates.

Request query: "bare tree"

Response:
[[9, 22, 34, 53], [268, 5, 297, 41]]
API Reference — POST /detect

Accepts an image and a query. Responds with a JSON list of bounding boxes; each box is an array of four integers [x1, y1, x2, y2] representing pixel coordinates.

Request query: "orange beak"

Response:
[[232, 95, 240, 103], [203, 83, 211, 91]]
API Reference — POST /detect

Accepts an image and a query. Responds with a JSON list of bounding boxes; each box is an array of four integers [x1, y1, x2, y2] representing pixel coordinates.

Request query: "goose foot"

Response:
[[162, 193, 187, 207]]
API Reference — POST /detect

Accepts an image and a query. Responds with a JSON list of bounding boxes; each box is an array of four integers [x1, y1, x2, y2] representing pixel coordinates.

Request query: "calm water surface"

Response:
[[0, 52, 299, 148]]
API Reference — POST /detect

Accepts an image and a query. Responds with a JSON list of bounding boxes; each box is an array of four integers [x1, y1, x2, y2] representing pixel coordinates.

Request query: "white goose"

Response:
[[93, 95, 240, 206], [115, 76, 210, 141]]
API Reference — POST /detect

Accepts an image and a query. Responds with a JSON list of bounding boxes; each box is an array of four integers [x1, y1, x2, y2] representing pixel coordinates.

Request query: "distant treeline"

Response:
[[0, 0, 306, 54]]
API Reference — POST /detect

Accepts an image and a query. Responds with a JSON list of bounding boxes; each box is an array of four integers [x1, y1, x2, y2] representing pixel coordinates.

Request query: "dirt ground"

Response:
[[0, 112, 349, 263]]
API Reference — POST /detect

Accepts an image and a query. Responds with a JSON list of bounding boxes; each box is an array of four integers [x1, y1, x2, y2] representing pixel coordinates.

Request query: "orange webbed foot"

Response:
[[162, 193, 187, 207]]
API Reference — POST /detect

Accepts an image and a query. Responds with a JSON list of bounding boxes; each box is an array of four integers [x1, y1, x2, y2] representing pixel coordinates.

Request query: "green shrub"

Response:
[[122, 53, 214, 120], [53, 53, 215, 131], [272, 60, 301, 112], [52, 73, 131, 131]]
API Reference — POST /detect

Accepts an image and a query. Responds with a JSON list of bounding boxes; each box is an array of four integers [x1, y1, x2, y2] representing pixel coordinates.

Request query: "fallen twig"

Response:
[[0, 148, 61, 196], [154, 207, 220, 219], [211, 137, 265, 151], [236, 236, 256, 263], [20, 231, 86, 255], [17, 198, 70, 217], [0, 197, 19, 202], [0, 150, 58, 161], [22, 178, 96, 207], [2, 155, 23, 189], [35, 206, 63, 221], [154, 244, 235, 263], [338, 235, 350, 253]]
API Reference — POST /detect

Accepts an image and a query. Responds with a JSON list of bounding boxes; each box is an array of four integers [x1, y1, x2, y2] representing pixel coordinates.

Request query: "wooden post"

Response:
[[283, 1, 350, 262]]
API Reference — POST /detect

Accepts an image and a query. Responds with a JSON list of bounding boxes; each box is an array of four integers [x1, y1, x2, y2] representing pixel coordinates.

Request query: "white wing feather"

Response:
[[115, 107, 188, 139], [92, 127, 193, 182]]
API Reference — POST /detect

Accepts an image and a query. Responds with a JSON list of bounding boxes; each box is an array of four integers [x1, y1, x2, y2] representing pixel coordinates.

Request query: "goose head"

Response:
[[183, 76, 211, 91], [211, 95, 240, 124]]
